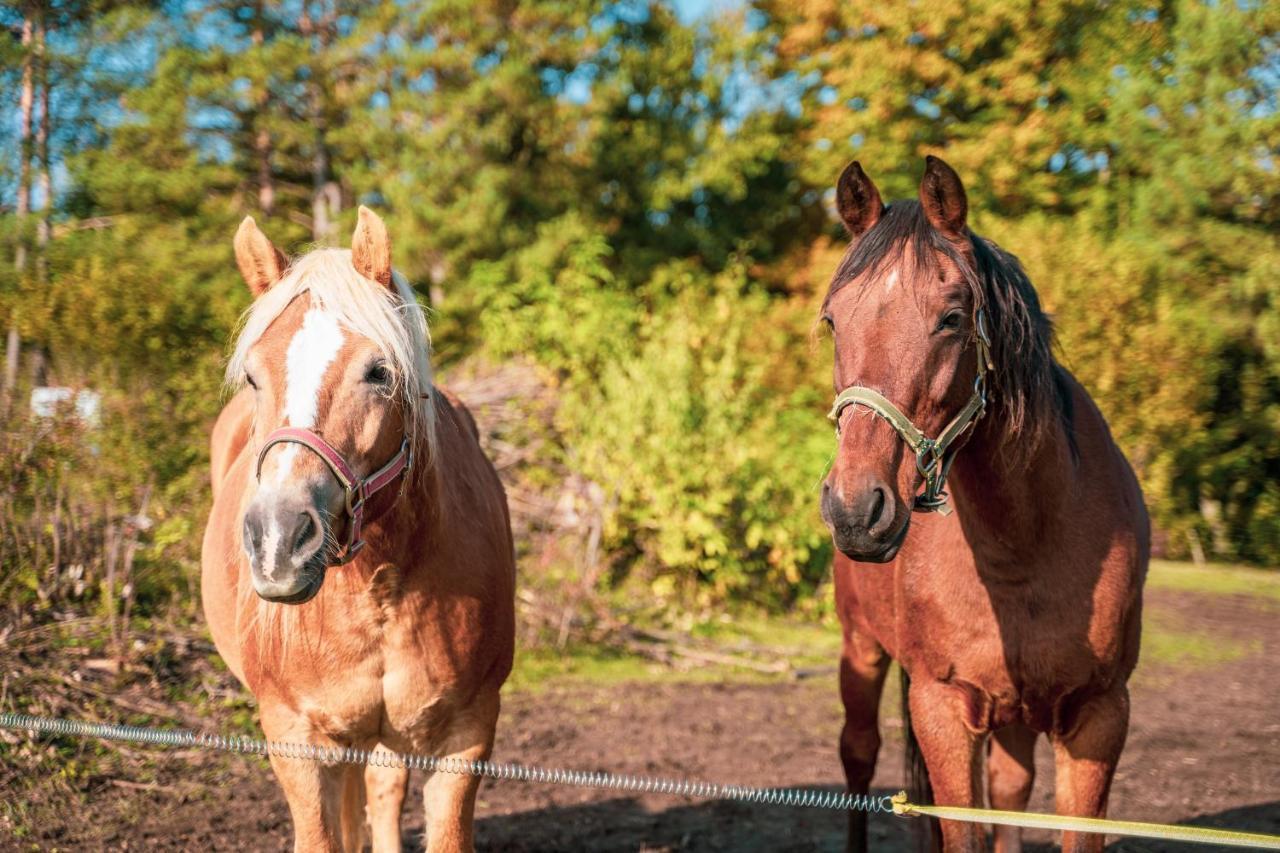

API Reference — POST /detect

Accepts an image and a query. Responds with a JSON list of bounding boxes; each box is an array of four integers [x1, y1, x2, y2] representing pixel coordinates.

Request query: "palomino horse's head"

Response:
[[819, 156, 995, 562], [226, 208, 434, 602]]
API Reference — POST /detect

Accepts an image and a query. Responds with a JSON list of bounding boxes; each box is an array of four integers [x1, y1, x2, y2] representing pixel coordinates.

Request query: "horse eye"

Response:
[[245, 373, 258, 390], [936, 311, 963, 333], [821, 314, 835, 331], [364, 362, 391, 385]]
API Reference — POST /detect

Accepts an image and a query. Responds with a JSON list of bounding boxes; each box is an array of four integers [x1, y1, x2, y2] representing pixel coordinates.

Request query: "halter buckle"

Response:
[[345, 484, 366, 517], [333, 538, 365, 566]]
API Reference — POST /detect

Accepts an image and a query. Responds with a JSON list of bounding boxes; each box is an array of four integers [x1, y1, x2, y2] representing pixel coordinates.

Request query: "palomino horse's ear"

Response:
[[835, 161, 884, 237], [234, 216, 288, 297], [919, 154, 968, 239], [351, 206, 393, 288]]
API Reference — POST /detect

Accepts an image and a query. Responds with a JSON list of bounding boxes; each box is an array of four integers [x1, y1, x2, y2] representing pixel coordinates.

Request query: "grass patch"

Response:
[[507, 644, 670, 692], [1148, 559, 1280, 604], [508, 612, 841, 693], [1140, 611, 1259, 669]]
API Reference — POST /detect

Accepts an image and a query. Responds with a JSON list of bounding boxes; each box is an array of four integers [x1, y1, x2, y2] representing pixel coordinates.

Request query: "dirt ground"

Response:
[[5, 587, 1278, 852]]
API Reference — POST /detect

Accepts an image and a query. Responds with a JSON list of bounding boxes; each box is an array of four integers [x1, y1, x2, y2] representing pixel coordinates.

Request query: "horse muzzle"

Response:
[[821, 480, 911, 563], [242, 498, 329, 603]]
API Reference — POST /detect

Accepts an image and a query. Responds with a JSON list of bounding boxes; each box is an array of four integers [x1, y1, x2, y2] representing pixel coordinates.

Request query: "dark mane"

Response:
[[823, 200, 1074, 460]]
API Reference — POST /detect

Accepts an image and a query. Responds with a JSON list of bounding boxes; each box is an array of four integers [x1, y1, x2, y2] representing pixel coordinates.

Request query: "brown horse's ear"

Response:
[[835, 161, 884, 237], [234, 216, 288, 297], [351, 205, 393, 288], [918, 154, 968, 239]]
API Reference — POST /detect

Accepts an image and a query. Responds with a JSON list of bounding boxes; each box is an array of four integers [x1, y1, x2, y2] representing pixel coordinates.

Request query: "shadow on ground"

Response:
[[471, 792, 1280, 852], [473, 785, 906, 852]]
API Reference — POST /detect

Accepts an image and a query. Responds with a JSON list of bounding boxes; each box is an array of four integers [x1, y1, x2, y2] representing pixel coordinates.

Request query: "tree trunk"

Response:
[[31, 10, 51, 388], [252, 3, 275, 215], [4, 12, 35, 411], [35, 12, 50, 287], [14, 13, 34, 273], [303, 4, 340, 245], [312, 132, 340, 244]]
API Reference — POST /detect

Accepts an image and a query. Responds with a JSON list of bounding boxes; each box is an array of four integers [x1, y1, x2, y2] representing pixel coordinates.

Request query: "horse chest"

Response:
[[243, 569, 486, 746], [898, 569, 1123, 734]]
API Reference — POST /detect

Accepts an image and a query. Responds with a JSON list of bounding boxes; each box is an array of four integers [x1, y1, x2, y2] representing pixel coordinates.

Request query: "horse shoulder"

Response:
[[423, 386, 516, 684], [1062, 371, 1150, 580]]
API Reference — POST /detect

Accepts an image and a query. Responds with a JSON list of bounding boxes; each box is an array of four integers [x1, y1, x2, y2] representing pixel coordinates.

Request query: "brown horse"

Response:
[[819, 157, 1147, 853], [202, 209, 515, 852]]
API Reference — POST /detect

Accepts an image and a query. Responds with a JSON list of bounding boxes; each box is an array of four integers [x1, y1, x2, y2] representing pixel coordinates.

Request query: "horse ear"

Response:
[[351, 206, 393, 288], [918, 155, 968, 238], [835, 161, 884, 237], [234, 216, 287, 297]]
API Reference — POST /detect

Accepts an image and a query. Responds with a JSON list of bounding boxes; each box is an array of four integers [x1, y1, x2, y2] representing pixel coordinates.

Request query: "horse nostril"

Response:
[[243, 513, 264, 554], [867, 486, 886, 530], [293, 513, 317, 555]]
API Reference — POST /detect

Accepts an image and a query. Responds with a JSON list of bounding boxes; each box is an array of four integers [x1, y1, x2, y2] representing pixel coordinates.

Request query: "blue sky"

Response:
[[672, 0, 743, 24]]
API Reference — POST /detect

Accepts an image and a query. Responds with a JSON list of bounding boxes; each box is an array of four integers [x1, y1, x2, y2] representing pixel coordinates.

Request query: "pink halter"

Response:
[[255, 427, 413, 565]]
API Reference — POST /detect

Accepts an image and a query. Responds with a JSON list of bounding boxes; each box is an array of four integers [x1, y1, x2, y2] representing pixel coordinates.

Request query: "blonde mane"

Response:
[[225, 247, 437, 464]]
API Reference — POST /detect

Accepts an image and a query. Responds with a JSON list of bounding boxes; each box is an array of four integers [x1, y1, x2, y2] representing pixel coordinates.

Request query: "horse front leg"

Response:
[[260, 704, 348, 853], [421, 691, 500, 853], [987, 723, 1037, 853], [839, 625, 890, 853], [1052, 686, 1129, 853], [365, 762, 410, 852], [907, 678, 987, 852]]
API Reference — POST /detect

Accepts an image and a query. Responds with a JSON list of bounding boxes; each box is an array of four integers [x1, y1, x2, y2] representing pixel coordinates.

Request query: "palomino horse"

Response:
[[819, 157, 1147, 852], [202, 208, 515, 852]]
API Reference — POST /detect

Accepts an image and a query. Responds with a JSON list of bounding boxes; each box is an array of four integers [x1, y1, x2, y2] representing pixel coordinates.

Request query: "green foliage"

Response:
[[452, 216, 832, 604], [555, 266, 832, 603], [1, 0, 1277, 635]]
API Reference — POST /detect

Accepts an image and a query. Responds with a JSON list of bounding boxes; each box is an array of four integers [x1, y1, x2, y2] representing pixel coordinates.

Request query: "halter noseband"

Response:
[[827, 310, 993, 516], [255, 427, 413, 565]]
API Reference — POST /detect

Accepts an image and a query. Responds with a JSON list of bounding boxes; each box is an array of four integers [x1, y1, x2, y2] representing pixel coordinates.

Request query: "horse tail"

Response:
[[901, 667, 941, 851]]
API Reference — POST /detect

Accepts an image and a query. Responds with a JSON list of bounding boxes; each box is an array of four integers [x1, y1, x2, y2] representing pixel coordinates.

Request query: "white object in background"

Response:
[[30, 387, 101, 425]]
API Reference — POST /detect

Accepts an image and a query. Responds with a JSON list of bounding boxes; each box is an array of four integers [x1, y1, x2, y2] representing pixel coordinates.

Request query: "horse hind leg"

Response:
[[987, 724, 1037, 853], [838, 626, 890, 853], [364, 762, 409, 852]]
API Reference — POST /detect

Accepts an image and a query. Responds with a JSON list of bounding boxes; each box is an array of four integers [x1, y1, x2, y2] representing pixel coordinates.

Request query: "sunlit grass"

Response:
[[508, 613, 842, 693], [1147, 559, 1280, 604], [510, 561, 1279, 691], [1140, 612, 1259, 669]]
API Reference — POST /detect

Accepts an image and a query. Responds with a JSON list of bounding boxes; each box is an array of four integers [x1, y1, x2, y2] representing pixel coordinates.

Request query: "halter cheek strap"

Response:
[[255, 427, 413, 565], [828, 311, 993, 515]]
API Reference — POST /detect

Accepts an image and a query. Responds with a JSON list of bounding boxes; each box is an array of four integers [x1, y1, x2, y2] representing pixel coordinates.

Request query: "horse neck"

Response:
[[946, 411, 1074, 579]]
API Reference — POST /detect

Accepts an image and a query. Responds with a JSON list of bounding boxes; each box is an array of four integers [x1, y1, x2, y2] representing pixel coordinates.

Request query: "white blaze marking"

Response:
[[258, 308, 345, 568], [284, 308, 345, 429], [271, 446, 299, 489], [273, 308, 344, 489], [884, 268, 900, 292], [261, 527, 282, 580]]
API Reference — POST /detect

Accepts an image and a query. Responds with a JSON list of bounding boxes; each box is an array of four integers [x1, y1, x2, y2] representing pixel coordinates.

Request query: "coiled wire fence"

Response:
[[5, 711, 1280, 849], [0, 712, 893, 814]]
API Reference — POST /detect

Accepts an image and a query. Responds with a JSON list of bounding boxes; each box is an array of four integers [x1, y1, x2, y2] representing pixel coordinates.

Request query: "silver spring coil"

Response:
[[1, 712, 894, 814]]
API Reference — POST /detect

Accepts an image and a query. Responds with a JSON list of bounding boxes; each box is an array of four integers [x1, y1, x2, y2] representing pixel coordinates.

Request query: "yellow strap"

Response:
[[890, 793, 1280, 850]]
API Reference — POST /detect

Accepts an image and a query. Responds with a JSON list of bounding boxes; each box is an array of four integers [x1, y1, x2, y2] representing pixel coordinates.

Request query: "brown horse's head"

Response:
[[226, 208, 435, 603], [819, 157, 994, 562]]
